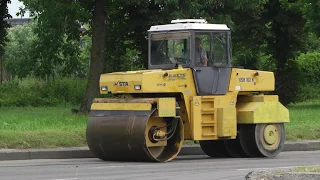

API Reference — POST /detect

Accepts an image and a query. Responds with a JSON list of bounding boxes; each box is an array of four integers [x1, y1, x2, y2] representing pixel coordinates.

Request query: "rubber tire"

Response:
[[224, 126, 249, 158], [199, 140, 232, 158], [240, 123, 285, 158]]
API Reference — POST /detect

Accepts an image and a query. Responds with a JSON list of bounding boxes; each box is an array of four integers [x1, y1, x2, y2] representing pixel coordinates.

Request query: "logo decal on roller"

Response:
[[114, 81, 129, 86]]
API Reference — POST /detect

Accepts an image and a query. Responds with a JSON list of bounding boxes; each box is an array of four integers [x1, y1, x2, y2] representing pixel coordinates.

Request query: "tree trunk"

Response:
[[266, 0, 305, 106], [79, 0, 108, 114]]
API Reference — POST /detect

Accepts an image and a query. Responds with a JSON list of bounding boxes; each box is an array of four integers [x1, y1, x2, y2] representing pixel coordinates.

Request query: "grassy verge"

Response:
[[292, 165, 320, 172], [0, 106, 88, 149], [251, 165, 320, 179], [0, 100, 319, 149], [285, 100, 320, 141]]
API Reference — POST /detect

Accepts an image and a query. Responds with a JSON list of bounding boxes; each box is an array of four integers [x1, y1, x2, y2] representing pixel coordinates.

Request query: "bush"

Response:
[[295, 52, 320, 102], [297, 52, 320, 84], [0, 77, 86, 107], [298, 84, 320, 102], [275, 58, 305, 106]]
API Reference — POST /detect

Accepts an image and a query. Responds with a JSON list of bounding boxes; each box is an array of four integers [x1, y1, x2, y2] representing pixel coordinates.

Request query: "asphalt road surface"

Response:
[[0, 151, 319, 180]]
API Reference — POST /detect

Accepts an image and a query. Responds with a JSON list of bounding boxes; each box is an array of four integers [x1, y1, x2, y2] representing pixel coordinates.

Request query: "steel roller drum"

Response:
[[86, 108, 184, 162]]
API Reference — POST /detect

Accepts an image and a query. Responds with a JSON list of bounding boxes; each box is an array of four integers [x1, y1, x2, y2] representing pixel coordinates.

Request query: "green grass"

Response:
[[0, 106, 88, 149], [0, 100, 319, 149], [285, 100, 320, 141], [292, 165, 320, 173], [260, 165, 320, 178]]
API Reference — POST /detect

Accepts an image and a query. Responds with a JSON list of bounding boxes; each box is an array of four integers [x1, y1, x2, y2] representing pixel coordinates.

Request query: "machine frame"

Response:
[[86, 19, 290, 163]]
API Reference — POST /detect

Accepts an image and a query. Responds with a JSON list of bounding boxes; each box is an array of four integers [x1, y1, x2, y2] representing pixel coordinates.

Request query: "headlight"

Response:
[[134, 85, 141, 90], [101, 86, 108, 91]]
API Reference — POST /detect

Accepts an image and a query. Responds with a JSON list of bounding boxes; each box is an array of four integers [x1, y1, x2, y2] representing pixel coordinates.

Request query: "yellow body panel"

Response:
[[217, 108, 237, 138], [100, 67, 196, 94], [100, 68, 275, 95], [229, 68, 275, 92], [91, 102, 152, 111], [238, 95, 279, 102], [191, 95, 237, 140], [191, 96, 204, 140], [157, 98, 176, 117], [236, 95, 290, 124]]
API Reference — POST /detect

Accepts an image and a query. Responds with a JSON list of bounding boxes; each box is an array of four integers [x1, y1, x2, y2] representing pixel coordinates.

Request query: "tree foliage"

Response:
[[264, 0, 307, 105], [3, 19, 91, 79], [103, 0, 268, 72], [301, 0, 320, 36], [0, 0, 11, 57], [3, 21, 37, 78], [18, 0, 90, 78], [3, 0, 319, 109]]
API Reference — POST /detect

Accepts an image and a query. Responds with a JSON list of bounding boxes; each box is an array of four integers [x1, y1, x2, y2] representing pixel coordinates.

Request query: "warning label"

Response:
[[194, 99, 200, 106]]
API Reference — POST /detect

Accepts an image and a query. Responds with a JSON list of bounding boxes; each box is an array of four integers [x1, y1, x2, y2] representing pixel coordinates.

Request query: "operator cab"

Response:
[[148, 19, 232, 95], [148, 19, 232, 69]]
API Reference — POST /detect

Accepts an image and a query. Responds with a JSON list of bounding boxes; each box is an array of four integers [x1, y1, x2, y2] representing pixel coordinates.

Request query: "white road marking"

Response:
[[53, 178, 79, 180]]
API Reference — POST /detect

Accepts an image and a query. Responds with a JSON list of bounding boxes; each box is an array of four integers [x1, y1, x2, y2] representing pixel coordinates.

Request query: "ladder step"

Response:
[[201, 97, 215, 99], [202, 112, 215, 115], [201, 97, 215, 102], [201, 108, 215, 114], [202, 121, 216, 124], [198, 98, 216, 137], [202, 124, 215, 127], [202, 108, 215, 111], [202, 133, 216, 136]]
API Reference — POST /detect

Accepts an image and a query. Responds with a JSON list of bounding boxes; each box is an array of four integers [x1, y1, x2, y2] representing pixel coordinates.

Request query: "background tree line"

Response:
[[0, 0, 320, 112]]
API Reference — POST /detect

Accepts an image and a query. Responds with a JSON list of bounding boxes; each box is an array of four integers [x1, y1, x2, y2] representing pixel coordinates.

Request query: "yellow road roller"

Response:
[[86, 19, 289, 162]]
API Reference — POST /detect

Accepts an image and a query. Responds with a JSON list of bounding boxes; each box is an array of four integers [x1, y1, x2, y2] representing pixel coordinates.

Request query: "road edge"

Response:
[[0, 140, 319, 161]]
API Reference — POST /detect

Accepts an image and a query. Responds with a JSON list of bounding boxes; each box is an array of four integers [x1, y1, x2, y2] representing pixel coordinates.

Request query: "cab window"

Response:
[[150, 32, 191, 65], [195, 32, 228, 67]]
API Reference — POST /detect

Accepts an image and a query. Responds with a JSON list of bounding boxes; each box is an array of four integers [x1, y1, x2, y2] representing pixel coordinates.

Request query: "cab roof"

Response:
[[148, 19, 230, 32]]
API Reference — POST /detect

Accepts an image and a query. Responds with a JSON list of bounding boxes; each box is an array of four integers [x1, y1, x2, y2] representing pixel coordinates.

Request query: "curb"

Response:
[[0, 141, 319, 161], [0, 147, 95, 161]]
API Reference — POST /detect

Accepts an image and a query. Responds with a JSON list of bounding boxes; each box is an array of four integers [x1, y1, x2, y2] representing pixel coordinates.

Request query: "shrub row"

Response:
[[0, 77, 87, 107], [297, 52, 320, 84], [296, 52, 320, 102]]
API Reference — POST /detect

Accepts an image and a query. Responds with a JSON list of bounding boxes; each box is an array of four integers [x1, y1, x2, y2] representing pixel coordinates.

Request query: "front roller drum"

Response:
[[86, 109, 184, 162]]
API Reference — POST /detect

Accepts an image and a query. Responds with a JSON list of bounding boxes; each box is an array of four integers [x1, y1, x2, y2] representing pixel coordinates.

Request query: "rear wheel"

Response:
[[199, 140, 232, 158], [224, 126, 249, 158], [239, 123, 285, 158]]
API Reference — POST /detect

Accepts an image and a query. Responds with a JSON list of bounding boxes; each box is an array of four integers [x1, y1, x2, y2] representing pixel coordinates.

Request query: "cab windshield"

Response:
[[195, 32, 229, 67], [150, 32, 191, 65]]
